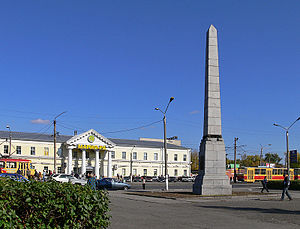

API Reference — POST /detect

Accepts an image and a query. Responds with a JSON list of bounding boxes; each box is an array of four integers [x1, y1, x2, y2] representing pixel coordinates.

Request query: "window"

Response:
[[144, 152, 147, 160], [133, 169, 137, 175], [184, 170, 187, 176], [122, 152, 126, 159], [133, 152, 137, 160], [86, 151, 90, 159], [143, 169, 147, 176], [272, 169, 278, 175], [122, 168, 126, 176], [255, 169, 260, 175], [4, 145, 8, 154], [0, 161, 5, 168], [72, 151, 78, 158], [154, 153, 158, 160], [44, 166, 48, 172], [154, 169, 158, 176], [44, 147, 49, 156], [111, 151, 115, 159], [57, 148, 62, 157], [31, 147, 35, 155], [174, 169, 178, 176], [261, 169, 266, 175], [183, 154, 187, 161], [16, 146, 21, 155], [174, 154, 178, 161], [7, 162, 16, 168]]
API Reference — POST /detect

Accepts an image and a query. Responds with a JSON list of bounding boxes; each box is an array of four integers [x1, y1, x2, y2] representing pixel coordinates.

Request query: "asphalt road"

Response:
[[109, 183, 300, 229]]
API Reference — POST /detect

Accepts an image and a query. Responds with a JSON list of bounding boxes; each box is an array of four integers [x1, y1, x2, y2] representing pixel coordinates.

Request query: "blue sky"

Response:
[[0, 1, 299, 161]]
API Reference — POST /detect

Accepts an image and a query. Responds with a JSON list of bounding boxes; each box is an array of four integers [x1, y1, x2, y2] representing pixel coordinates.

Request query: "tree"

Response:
[[264, 153, 282, 166], [240, 154, 260, 167], [191, 149, 199, 173]]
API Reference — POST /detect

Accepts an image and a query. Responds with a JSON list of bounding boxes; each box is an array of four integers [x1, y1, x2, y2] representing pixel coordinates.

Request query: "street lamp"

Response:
[[6, 125, 11, 156], [259, 144, 272, 166], [155, 97, 174, 191], [130, 145, 136, 183], [273, 117, 300, 177], [53, 111, 67, 174]]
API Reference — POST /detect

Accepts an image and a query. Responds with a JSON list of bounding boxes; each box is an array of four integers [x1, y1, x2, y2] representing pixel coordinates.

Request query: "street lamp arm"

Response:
[[164, 97, 174, 114], [155, 108, 164, 114], [54, 111, 67, 120], [273, 123, 287, 131], [287, 117, 300, 130]]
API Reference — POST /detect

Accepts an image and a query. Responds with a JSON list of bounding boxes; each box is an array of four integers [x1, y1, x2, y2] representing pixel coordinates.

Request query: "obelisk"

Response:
[[193, 25, 232, 195]]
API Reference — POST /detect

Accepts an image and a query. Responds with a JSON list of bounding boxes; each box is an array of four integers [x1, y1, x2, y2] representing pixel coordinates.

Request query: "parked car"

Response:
[[0, 173, 29, 182], [123, 176, 131, 182], [141, 176, 153, 182], [152, 176, 160, 182], [181, 176, 194, 182], [133, 176, 142, 182], [97, 178, 131, 190], [52, 174, 87, 185], [168, 176, 178, 182]]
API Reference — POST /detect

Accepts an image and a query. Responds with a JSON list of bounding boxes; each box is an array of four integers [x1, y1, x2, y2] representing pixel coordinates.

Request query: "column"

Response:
[[81, 149, 86, 176], [68, 148, 72, 175], [95, 150, 100, 179], [107, 151, 112, 178]]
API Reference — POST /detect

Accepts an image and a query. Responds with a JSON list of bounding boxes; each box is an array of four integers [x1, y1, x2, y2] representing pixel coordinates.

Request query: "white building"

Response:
[[0, 129, 191, 178]]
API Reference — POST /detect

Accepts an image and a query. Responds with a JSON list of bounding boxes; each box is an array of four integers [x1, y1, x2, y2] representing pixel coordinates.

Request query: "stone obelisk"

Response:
[[193, 25, 232, 195]]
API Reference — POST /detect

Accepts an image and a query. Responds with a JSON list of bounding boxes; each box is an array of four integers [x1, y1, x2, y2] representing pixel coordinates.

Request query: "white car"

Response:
[[52, 174, 87, 185]]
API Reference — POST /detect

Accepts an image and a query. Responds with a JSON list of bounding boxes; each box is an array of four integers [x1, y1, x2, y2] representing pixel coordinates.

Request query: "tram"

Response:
[[236, 167, 300, 182], [0, 158, 34, 178]]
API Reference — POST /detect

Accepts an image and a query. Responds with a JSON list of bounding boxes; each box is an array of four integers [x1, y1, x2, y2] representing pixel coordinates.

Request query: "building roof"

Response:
[[0, 131, 189, 150]]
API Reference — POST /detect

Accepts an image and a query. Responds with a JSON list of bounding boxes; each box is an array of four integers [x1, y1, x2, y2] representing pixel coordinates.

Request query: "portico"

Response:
[[65, 129, 115, 178]]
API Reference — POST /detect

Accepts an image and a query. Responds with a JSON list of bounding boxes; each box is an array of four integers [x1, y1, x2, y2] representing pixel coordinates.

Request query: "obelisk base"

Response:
[[193, 173, 232, 195], [193, 138, 232, 195]]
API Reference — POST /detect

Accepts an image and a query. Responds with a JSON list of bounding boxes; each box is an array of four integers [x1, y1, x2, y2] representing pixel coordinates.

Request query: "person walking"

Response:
[[281, 174, 292, 200], [87, 173, 97, 191], [142, 177, 146, 190], [261, 176, 269, 193]]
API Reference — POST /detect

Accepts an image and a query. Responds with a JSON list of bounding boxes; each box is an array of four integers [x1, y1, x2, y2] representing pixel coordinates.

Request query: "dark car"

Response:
[[97, 178, 131, 190], [0, 173, 29, 182], [133, 176, 142, 182], [141, 176, 153, 182], [168, 176, 178, 182]]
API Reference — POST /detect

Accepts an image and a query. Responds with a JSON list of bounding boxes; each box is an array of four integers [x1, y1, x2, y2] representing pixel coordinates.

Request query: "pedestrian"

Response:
[[261, 176, 269, 193], [39, 172, 42, 181], [43, 170, 46, 182], [281, 174, 292, 200], [117, 173, 120, 181], [142, 177, 146, 190], [87, 173, 97, 191]]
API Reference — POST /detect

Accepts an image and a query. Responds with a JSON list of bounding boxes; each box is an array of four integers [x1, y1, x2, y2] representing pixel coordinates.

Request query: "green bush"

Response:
[[267, 180, 300, 190], [0, 179, 110, 228]]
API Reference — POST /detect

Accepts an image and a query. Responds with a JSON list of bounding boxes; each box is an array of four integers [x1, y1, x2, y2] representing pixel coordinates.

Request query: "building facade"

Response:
[[0, 129, 191, 178]]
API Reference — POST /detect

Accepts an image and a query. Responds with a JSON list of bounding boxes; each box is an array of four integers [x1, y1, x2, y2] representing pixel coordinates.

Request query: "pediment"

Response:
[[65, 129, 115, 149]]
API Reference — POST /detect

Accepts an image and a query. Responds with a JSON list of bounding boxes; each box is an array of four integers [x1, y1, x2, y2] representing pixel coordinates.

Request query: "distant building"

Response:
[[0, 129, 191, 178]]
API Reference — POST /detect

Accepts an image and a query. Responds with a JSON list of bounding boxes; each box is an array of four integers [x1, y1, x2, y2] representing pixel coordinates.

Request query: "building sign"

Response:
[[77, 144, 106, 150], [88, 135, 95, 143], [290, 150, 298, 164]]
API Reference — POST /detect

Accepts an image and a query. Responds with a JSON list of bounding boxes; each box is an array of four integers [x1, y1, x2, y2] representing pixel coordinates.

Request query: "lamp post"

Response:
[[130, 145, 136, 183], [273, 117, 300, 177], [6, 125, 11, 156], [53, 111, 67, 174], [259, 144, 272, 166], [155, 97, 174, 191]]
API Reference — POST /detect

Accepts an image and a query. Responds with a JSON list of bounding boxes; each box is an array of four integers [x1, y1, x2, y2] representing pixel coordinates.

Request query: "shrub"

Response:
[[267, 180, 300, 190], [0, 179, 110, 228]]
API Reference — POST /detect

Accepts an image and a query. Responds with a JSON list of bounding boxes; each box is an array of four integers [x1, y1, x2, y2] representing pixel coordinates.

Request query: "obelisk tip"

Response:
[[209, 24, 217, 31]]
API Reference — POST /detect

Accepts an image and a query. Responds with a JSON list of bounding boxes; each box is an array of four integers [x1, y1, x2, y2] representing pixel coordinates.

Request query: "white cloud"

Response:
[[189, 110, 200, 115], [31, 119, 50, 124]]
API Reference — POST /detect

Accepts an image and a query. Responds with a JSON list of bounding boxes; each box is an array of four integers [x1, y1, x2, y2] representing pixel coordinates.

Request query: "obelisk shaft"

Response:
[[203, 25, 222, 138]]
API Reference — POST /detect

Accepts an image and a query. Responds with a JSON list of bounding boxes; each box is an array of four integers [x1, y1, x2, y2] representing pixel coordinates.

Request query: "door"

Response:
[[290, 170, 294, 180], [247, 169, 254, 182], [266, 169, 272, 180]]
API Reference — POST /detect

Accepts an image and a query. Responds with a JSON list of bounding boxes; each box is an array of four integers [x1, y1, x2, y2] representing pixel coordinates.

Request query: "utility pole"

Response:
[[233, 137, 238, 183], [6, 125, 12, 157], [53, 111, 67, 174], [259, 144, 271, 166], [130, 145, 136, 182]]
